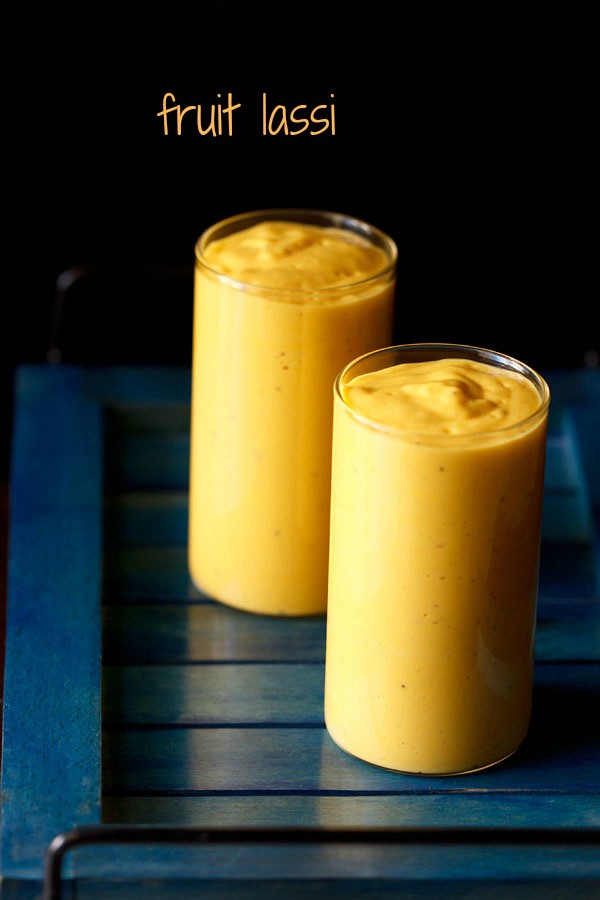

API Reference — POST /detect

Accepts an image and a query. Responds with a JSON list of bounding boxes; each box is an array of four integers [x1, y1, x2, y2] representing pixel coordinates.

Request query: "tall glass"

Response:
[[325, 343, 550, 774], [188, 209, 397, 616]]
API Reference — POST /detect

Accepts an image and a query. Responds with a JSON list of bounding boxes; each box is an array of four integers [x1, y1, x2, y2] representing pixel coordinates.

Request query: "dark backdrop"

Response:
[[3, 7, 598, 477]]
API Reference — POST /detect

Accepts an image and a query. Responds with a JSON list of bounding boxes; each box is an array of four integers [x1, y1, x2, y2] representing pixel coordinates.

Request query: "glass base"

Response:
[[326, 729, 524, 777], [189, 572, 326, 618]]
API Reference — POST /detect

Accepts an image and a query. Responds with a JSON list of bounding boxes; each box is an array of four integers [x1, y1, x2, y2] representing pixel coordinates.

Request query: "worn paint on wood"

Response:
[[1, 364, 599, 895], [1, 367, 103, 878]]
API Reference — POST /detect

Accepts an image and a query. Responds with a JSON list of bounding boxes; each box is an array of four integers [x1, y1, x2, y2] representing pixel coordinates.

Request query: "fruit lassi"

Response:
[[324, 344, 550, 774], [188, 210, 397, 616]]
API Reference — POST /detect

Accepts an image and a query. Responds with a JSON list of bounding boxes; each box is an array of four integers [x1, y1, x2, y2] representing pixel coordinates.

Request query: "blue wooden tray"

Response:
[[2, 363, 600, 898]]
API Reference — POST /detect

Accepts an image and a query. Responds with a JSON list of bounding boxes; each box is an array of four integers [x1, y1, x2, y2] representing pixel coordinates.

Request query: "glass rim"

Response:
[[194, 208, 398, 297], [334, 342, 551, 441]]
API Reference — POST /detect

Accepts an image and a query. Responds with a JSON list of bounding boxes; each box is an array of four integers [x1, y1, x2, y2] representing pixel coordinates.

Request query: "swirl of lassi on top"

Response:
[[341, 357, 544, 438], [202, 220, 391, 291]]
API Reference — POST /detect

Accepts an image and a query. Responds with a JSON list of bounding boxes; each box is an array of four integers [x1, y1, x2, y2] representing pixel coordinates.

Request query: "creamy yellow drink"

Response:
[[188, 210, 397, 616], [324, 345, 550, 774]]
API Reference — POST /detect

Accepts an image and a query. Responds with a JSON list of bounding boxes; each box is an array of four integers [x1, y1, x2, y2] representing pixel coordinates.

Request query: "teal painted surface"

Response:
[[103, 792, 600, 829], [103, 491, 189, 547], [4, 878, 597, 899], [2, 364, 600, 894], [101, 683, 600, 794], [102, 663, 326, 725], [101, 598, 600, 667], [102, 603, 326, 664], [0, 367, 103, 878], [46, 836, 600, 882]]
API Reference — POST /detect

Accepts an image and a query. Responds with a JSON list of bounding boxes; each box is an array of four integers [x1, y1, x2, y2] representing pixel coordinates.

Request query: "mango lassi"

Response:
[[324, 344, 550, 774], [188, 210, 397, 616]]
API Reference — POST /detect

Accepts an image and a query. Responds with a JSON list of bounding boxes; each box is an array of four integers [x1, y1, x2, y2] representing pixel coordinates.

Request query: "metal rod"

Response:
[[43, 823, 600, 900]]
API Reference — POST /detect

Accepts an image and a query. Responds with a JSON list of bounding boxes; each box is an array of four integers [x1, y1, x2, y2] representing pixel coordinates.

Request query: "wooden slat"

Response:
[[102, 663, 600, 796], [4, 364, 600, 895], [101, 596, 597, 667], [36, 876, 600, 899], [62, 835, 600, 884], [103, 491, 189, 547], [102, 546, 198, 602], [542, 412, 595, 544], [105, 431, 191, 491], [103, 791, 600, 829], [0, 366, 103, 878], [102, 604, 326, 664], [103, 724, 600, 795], [102, 664, 325, 725], [548, 368, 600, 499], [97, 365, 600, 890], [82, 366, 191, 406], [102, 543, 597, 605], [538, 542, 598, 599], [548, 370, 600, 595], [536, 598, 600, 661]]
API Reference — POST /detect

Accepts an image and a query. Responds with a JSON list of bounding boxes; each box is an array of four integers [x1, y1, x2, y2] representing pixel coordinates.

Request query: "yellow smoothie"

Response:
[[188, 211, 397, 616], [324, 346, 550, 774]]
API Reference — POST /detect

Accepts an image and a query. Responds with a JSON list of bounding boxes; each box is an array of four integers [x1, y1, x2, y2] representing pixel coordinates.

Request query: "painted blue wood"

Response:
[[102, 663, 326, 725], [102, 723, 600, 797], [28, 877, 600, 899], [82, 366, 191, 406], [101, 599, 600, 667], [101, 663, 600, 795], [542, 409, 595, 544], [536, 598, 600, 661], [102, 648, 600, 726], [106, 432, 191, 491], [102, 540, 595, 605], [547, 368, 600, 492], [61, 834, 600, 883], [103, 491, 189, 547], [3, 364, 600, 895], [102, 603, 327, 664], [0, 366, 104, 879], [0, 881, 63, 899], [546, 369, 600, 596], [102, 545, 198, 602], [103, 791, 600, 829]]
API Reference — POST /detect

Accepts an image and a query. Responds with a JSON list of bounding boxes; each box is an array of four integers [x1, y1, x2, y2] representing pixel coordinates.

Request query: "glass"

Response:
[[188, 209, 397, 616], [324, 343, 550, 774]]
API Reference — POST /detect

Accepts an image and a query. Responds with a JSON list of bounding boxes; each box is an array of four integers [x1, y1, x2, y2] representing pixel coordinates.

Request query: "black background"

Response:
[[3, 7, 598, 477]]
